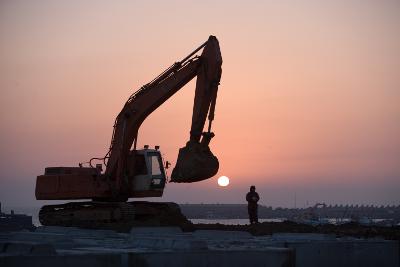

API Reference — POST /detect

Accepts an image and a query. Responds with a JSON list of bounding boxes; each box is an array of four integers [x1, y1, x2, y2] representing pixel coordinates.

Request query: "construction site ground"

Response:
[[1, 221, 399, 267]]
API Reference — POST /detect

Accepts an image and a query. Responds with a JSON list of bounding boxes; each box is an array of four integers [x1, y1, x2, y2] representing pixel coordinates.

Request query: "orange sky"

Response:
[[0, 1, 399, 207]]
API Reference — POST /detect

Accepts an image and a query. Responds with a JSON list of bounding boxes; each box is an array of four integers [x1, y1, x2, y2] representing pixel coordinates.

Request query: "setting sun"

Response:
[[217, 176, 230, 187]]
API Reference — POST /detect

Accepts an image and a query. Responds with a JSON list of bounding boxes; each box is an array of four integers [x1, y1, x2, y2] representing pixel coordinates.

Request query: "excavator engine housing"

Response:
[[36, 149, 167, 200]]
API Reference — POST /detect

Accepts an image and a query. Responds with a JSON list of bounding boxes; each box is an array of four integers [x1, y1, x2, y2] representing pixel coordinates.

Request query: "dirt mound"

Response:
[[193, 221, 400, 240]]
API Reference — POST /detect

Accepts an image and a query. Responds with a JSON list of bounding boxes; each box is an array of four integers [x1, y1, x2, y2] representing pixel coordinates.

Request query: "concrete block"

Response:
[[30, 243, 57, 255], [72, 238, 105, 247], [9, 232, 75, 249], [68, 229, 120, 239], [128, 248, 295, 267], [13, 231, 65, 240], [1, 248, 295, 267], [287, 240, 399, 267], [272, 233, 336, 241], [37, 226, 121, 239], [2, 242, 56, 256], [36, 226, 78, 234], [171, 240, 208, 250], [0, 254, 123, 267], [130, 237, 159, 248], [129, 237, 208, 250], [130, 226, 182, 236], [193, 230, 253, 240], [3, 242, 33, 255]]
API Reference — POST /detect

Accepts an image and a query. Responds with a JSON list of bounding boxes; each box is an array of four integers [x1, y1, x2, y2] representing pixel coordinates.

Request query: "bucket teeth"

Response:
[[170, 142, 219, 183]]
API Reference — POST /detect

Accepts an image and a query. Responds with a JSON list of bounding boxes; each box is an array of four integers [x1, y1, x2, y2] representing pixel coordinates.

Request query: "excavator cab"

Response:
[[126, 147, 167, 197]]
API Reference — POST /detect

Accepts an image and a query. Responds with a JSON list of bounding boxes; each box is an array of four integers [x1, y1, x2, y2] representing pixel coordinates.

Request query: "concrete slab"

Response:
[[12, 231, 69, 241], [9, 232, 75, 249], [286, 239, 399, 267], [1, 227, 398, 267], [2, 242, 56, 256], [0, 248, 295, 267], [0, 254, 122, 267], [35, 226, 77, 234], [193, 230, 253, 239], [128, 249, 294, 267], [272, 233, 336, 241], [36, 226, 125, 239], [130, 226, 182, 236], [29, 243, 57, 256], [2, 242, 32, 255], [129, 237, 208, 250]]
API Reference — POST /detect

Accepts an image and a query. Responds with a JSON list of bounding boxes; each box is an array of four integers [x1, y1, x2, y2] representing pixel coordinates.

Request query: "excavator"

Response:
[[35, 36, 222, 229]]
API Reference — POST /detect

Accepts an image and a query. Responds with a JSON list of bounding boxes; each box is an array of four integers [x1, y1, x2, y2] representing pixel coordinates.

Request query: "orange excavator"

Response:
[[35, 36, 222, 229]]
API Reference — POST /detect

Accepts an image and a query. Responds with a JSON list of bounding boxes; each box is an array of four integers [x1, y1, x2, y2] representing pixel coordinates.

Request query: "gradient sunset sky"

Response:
[[1, 0, 399, 207]]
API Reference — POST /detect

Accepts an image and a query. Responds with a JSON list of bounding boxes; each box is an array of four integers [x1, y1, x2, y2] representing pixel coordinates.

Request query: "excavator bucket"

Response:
[[170, 142, 219, 183]]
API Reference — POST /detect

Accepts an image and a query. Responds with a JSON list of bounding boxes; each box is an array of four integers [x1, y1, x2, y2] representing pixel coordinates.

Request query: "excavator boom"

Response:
[[105, 35, 222, 188]]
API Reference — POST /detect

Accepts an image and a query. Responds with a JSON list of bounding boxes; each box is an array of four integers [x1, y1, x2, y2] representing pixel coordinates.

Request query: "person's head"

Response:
[[250, 185, 255, 192]]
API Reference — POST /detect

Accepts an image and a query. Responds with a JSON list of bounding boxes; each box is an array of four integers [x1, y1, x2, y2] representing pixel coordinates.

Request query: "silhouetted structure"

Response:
[[0, 202, 35, 232]]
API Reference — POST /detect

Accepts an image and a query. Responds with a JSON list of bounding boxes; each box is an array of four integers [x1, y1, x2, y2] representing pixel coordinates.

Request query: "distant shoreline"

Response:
[[2, 204, 399, 226]]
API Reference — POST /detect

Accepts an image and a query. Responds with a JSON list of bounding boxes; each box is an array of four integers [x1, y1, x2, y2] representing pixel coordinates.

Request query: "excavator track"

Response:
[[39, 201, 192, 232]]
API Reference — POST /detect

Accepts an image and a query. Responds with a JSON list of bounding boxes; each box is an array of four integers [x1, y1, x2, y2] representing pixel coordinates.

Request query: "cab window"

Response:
[[149, 155, 162, 176], [134, 154, 147, 175]]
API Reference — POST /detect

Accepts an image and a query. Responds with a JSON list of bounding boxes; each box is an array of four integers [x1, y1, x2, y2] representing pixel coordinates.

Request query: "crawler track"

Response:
[[39, 201, 192, 231]]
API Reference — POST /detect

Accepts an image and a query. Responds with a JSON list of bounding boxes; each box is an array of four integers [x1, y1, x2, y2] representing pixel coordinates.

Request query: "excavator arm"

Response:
[[105, 36, 222, 191]]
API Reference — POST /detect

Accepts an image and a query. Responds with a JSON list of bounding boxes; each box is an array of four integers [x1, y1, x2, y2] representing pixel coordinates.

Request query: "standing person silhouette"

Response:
[[246, 185, 260, 224]]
